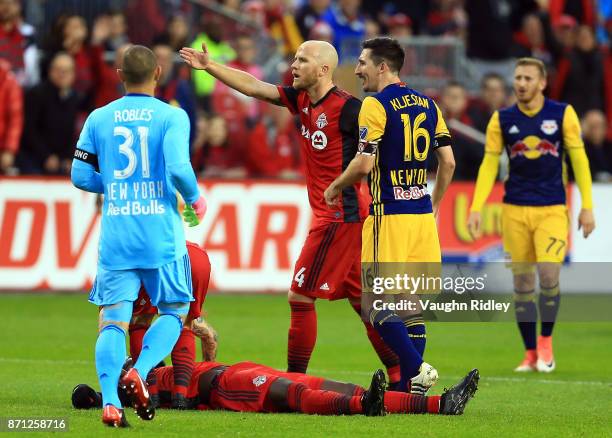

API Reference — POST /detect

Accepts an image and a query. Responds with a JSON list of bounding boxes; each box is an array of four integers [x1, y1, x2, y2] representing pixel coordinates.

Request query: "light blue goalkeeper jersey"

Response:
[[72, 93, 200, 270]]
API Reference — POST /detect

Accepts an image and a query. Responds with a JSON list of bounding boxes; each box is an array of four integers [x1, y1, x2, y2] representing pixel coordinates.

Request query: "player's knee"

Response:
[[157, 302, 189, 325], [537, 265, 560, 289], [99, 301, 133, 332], [288, 290, 315, 304], [513, 273, 536, 293]]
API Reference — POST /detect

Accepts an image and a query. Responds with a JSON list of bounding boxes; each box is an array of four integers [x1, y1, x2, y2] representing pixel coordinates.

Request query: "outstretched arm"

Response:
[[179, 43, 282, 105]]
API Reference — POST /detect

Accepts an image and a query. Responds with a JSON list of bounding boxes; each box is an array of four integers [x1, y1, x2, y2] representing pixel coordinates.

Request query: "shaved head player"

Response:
[[180, 41, 403, 387]]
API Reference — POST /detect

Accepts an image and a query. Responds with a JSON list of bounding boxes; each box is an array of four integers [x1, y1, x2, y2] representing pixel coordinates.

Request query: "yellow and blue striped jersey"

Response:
[[358, 82, 452, 215]]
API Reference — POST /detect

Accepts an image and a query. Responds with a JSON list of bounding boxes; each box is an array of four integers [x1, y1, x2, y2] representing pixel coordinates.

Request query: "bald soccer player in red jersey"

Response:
[[180, 41, 401, 386]]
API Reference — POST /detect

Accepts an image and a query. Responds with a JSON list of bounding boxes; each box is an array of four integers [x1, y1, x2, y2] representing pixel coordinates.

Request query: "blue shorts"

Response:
[[89, 253, 193, 307]]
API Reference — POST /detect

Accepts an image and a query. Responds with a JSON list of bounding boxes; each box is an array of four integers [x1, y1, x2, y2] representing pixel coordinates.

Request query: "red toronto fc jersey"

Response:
[[277, 85, 369, 226]]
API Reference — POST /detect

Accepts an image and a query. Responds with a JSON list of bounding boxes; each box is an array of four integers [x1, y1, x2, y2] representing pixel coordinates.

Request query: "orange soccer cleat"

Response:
[[102, 405, 129, 428], [536, 336, 556, 373], [120, 368, 156, 420], [514, 349, 537, 372]]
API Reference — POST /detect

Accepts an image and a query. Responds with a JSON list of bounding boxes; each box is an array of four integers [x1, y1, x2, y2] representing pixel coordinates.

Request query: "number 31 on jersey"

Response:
[[114, 126, 150, 179]]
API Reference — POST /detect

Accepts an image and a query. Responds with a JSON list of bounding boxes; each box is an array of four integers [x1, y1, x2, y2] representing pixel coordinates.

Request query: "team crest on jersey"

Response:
[[316, 113, 328, 129], [311, 130, 328, 150], [541, 120, 558, 135], [253, 375, 267, 387], [359, 126, 368, 141]]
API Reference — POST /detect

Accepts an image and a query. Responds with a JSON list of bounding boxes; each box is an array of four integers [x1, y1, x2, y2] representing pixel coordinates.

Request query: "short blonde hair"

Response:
[[515, 57, 547, 78]]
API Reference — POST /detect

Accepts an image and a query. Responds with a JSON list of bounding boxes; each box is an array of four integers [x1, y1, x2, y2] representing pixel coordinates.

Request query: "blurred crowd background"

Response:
[[0, 0, 611, 181]]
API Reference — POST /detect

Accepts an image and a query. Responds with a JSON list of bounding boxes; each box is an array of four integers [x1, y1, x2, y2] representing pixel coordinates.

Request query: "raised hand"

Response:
[[179, 42, 211, 70]]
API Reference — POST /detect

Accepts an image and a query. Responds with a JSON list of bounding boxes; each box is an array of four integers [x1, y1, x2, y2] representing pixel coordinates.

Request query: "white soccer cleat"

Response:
[[536, 358, 556, 373], [409, 362, 439, 395]]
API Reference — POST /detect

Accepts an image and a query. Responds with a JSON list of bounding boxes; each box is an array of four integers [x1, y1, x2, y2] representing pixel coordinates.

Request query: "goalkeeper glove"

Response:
[[183, 196, 207, 227]]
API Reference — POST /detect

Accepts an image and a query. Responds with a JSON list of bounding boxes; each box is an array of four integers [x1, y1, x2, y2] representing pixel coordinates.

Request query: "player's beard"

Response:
[[294, 73, 317, 91]]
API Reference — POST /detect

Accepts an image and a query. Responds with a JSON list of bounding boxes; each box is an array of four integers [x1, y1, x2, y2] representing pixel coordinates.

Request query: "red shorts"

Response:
[[209, 362, 283, 413], [132, 242, 211, 319], [290, 222, 362, 301]]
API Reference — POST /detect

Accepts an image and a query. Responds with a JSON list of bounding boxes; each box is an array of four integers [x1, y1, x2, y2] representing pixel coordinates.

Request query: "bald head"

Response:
[[300, 40, 338, 73], [120, 45, 158, 85]]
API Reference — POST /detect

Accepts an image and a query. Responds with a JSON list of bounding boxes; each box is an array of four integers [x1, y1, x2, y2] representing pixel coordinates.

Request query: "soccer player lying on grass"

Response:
[[129, 241, 215, 410], [73, 340, 479, 422], [73, 363, 478, 419]]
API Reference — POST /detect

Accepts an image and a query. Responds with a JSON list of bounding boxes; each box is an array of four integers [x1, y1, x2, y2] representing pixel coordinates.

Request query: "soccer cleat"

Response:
[[171, 393, 189, 410], [72, 384, 102, 409], [514, 350, 537, 372], [536, 336, 555, 373], [361, 369, 386, 416], [439, 369, 480, 415], [102, 405, 129, 428], [121, 357, 134, 377], [120, 368, 155, 421], [409, 362, 439, 395]]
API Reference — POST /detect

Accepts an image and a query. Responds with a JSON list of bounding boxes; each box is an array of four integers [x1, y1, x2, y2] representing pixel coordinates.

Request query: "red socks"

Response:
[[287, 382, 361, 415], [287, 301, 317, 373], [171, 328, 196, 396], [128, 324, 147, 361], [384, 391, 441, 414]]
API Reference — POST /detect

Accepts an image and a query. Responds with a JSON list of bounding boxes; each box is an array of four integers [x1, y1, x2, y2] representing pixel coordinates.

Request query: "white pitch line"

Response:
[[308, 368, 612, 387], [1, 358, 609, 387], [0, 357, 91, 366]]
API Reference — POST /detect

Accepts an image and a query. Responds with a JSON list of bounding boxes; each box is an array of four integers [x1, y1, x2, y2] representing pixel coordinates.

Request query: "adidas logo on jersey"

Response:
[[319, 283, 330, 291], [302, 107, 309, 114], [509, 125, 520, 134]]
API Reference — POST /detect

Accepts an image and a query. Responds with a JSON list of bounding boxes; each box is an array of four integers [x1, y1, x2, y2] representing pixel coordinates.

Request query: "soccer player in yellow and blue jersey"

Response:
[[467, 58, 595, 373], [325, 38, 458, 394]]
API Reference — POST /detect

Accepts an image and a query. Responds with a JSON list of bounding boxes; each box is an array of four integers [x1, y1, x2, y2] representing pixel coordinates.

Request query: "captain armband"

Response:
[[357, 140, 379, 156], [73, 148, 99, 169], [434, 135, 452, 149]]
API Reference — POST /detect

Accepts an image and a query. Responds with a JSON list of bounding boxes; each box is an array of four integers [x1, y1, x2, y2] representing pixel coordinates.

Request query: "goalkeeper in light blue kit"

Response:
[[71, 45, 206, 428]]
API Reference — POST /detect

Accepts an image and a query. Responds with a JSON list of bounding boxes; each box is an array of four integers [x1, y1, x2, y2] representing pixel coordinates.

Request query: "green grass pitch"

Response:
[[0, 293, 610, 437]]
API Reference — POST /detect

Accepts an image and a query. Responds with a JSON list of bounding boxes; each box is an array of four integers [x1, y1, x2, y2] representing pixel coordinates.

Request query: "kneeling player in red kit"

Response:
[[128, 241, 214, 409]]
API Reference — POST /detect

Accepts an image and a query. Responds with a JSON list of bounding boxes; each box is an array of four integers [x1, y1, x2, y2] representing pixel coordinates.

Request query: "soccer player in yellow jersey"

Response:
[[467, 58, 595, 373], [324, 38, 458, 394]]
